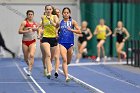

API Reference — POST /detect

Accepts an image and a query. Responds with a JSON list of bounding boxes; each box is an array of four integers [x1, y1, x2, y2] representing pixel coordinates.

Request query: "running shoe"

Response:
[[66, 77, 71, 82], [54, 72, 59, 78], [96, 57, 100, 62], [27, 70, 31, 76], [75, 59, 79, 63], [44, 69, 47, 76], [46, 73, 51, 79]]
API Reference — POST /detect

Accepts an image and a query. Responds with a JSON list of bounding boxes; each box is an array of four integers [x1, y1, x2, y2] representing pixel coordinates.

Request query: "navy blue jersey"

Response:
[[59, 18, 74, 44]]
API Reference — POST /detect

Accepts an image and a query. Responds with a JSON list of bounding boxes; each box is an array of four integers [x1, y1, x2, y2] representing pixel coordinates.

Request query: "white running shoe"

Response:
[[46, 73, 51, 79], [96, 57, 100, 62], [27, 70, 31, 76], [66, 77, 71, 82], [75, 59, 79, 63], [44, 69, 47, 76], [104, 56, 107, 59]]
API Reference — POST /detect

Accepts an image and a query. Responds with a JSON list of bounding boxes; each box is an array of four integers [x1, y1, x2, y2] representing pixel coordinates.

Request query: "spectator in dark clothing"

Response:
[[0, 32, 15, 58]]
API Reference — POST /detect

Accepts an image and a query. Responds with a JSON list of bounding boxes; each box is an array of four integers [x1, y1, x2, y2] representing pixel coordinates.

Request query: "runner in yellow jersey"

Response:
[[93, 19, 112, 62], [39, 5, 59, 79]]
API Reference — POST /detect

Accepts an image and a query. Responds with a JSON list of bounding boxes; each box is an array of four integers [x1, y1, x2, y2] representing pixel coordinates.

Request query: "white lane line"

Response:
[[0, 82, 49, 84], [82, 66, 140, 89], [23, 67, 46, 93], [0, 82, 32, 84], [67, 61, 127, 67], [14, 61, 38, 93], [58, 69, 104, 93]]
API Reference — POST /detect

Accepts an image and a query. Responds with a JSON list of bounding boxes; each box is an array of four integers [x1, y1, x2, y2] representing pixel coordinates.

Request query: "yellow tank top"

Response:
[[43, 15, 56, 38], [96, 25, 107, 40]]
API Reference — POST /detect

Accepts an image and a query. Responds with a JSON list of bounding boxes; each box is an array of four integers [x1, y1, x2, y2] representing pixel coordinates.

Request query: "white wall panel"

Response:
[[0, 2, 80, 57]]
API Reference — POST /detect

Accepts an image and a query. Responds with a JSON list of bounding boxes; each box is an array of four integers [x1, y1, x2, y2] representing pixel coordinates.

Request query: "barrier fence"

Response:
[[126, 40, 140, 67]]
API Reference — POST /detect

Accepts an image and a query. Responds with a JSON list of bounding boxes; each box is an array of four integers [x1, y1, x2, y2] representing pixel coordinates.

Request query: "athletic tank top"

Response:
[[115, 28, 125, 41], [43, 15, 56, 38], [79, 29, 89, 41], [96, 25, 107, 40], [59, 18, 74, 44], [22, 20, 36, 41]]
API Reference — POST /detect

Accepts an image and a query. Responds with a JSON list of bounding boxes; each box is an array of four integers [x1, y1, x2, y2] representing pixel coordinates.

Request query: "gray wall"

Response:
[[0, 0, 80, 58]]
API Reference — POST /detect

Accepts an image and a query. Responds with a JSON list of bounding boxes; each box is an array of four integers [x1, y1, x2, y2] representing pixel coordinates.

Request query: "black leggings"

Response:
[[0, 41, 15, 56]]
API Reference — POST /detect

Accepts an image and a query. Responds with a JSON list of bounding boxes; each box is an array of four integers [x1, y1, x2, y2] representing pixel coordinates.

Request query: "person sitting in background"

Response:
[[0, 32, 15, 58]]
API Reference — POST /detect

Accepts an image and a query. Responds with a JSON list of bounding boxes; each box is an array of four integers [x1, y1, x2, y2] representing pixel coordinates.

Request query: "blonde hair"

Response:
[[99, 18, 105, 24], [118, 21, 123, 27], [82, 21, 88, 25]]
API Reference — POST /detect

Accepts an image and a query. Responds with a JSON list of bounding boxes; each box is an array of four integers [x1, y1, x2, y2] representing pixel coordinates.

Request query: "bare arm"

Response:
[[18, 21, 31, 34], [41, 15, 44, 26], [123, 27, 130, 42], [37, 21, 44, 39], [50, 15, 59, 27], [106, 26, 112, 37], [68, 19, 81, 34], [93, 27, 98, 35], [112, 28, 117, 37], [87, 28, 93, 40], [36, 15, 45, 39], [75, 26, 82, 36]]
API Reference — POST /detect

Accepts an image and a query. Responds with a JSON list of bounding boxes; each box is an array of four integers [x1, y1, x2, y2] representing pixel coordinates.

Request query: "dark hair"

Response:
[[45, 4, 53, 10], [62, 7, 71, 14], [52, 7, 56, 15], [25, 10, 34, 20], [43, 12, 46, 15], [26, 10, 34, 15], [62, 7, 71, 19]]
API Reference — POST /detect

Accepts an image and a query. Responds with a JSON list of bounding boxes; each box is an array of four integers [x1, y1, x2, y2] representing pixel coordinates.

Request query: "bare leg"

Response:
[[28, 43, 36, 71], [101, 46, 105, 58], [22, 44, 29, 65], [51, 44, 60, 78], [67, 46, 73, 65], [117, 42, 126, 60], [116, 42, 121, 62], [59, 44, 71, 82], [76, 41, 87, 63], [40, 43, 46, 69], [96, 40, 105, 62], [42, 43, 52, 79]]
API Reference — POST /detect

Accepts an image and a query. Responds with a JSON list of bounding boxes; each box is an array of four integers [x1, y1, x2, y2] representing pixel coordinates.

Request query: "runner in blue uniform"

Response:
[[59, 7, 81, 82]]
